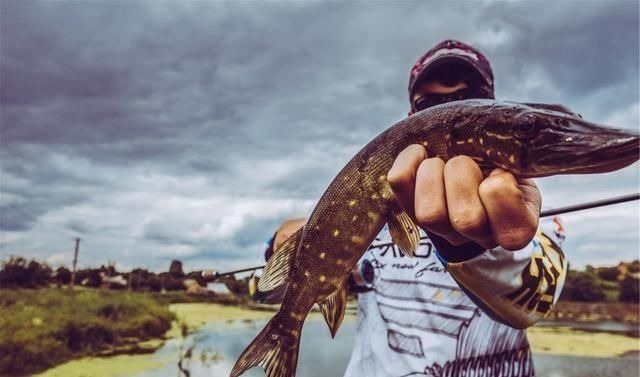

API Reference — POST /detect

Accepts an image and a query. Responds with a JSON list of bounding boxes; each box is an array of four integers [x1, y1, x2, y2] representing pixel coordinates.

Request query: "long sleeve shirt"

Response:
[[343, 217, 566, 377]]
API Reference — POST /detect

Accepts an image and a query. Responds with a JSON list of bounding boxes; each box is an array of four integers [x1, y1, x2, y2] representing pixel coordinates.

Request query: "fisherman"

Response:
[[262, 40, 567, 377]]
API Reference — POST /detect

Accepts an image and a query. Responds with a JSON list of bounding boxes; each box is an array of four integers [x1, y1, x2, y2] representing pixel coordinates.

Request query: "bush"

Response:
[[75, 268, 101, 287], [54, 267, 72, 285], [169, 260, 185, 279], [560, 270, 606, 302], [619, 276, 640, 303], [0, 288, 175, 376], [596, 266, 620, 282], [0, 256, 52, 288], [158, 272, 184, 291]]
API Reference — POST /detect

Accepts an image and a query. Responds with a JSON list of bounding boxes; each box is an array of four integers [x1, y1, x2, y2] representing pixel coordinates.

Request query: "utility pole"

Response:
[[69, 238, 80, 289]]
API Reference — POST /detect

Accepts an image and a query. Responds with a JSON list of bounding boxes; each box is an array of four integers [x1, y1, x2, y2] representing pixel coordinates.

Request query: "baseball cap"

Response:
[[408, 39, 495, 101]]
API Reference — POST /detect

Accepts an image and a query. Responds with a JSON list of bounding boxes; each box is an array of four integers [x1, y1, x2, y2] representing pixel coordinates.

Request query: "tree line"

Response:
[[0, 256, 206, 292], [1, 256, 638, 303], [559, 261, 639, 303]]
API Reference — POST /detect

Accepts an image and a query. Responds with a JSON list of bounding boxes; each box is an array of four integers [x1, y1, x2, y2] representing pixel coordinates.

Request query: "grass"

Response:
[[29, 301, 640, 377], [527, 326, 640, 357], [168, 302, 280, 331], [35, 302, 339, 377], [33, 354, 169, 377], [7, 288, 638, 377], [0, 288, 175, 376]]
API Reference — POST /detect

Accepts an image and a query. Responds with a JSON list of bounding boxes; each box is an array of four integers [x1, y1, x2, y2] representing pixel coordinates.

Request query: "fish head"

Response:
[[449, 101, 640, 178]]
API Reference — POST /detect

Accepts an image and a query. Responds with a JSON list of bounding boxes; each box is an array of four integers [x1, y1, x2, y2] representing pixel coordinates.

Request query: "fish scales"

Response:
[[231, 99, 640, 377]]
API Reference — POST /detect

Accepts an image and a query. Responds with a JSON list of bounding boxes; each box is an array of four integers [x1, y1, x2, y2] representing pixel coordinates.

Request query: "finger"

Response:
[[387, 144, 428, 218], [517, 177, 542, 220], [443, 156, 495, 248], [479, 169, 539, 250], [413, 157, 466, 242]]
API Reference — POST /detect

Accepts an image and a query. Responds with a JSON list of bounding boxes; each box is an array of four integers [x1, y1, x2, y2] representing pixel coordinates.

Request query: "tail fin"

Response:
[[230, 314, 301, 377]]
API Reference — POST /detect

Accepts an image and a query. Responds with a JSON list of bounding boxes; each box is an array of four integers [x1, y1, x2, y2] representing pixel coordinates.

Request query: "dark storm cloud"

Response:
[[481, 1, 639, 118], [2, 1, 237, 146], [1, 0, 637, 270], [1, 204, 37, 231]]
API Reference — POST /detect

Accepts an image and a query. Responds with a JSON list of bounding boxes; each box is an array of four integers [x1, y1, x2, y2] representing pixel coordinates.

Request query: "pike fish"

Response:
[[231, 99, 639, 377]]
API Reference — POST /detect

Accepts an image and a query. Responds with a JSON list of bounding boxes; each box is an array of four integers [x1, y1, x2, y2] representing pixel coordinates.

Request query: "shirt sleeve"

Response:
[[434, 217, 567, 329]]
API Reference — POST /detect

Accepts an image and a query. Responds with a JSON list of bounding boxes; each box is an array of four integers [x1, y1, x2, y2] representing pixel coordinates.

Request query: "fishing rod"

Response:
[[540, 192, 639, 217], [208, 193, 639, 279], [200, 266, 265, 281]]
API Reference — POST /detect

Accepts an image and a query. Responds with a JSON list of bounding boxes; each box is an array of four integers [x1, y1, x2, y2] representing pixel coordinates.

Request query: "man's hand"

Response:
[[387, 144, 541, 251], [273, 218, 306, 250]]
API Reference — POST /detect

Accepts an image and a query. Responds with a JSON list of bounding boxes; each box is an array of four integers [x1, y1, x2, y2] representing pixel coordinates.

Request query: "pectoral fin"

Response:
[[318, 282, 348, 338], [388, 207, 420, 257], [257, 228, 302, 292]]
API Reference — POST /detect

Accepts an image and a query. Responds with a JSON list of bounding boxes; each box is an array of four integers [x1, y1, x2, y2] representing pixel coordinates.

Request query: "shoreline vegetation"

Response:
[[1, 288, 638, 377], [0, 288, 175, 376]]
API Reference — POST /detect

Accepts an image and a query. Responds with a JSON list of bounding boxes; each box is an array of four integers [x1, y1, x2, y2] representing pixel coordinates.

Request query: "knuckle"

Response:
[[479, 174, 519, 198], [415, 158, 445, 183], [448, 155, 474, 166], [497, 226, 536, 251], [386, 169, 412, 190], [447, 155, 481, 173], [405, 143, 427, 156], [415, 205, 449, 231], [423, 156, 446, 168], [445, 156, 483, 182], [388, 145, 428, 188], [450, 209, 487, 237]]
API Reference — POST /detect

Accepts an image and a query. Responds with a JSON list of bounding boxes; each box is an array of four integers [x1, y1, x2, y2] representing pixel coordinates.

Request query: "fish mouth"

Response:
[[528, 133, 639, 177]]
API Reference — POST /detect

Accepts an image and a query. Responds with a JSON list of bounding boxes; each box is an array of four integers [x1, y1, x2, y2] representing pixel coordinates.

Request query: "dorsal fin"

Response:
[[522, 102, 581, 117], [317, 282, 348, 338], [388, 206, 420, 257], [257, 228, 303, 292]]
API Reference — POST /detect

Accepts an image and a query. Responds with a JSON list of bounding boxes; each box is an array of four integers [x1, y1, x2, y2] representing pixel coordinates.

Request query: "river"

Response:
[[131, 318, 639, 377]]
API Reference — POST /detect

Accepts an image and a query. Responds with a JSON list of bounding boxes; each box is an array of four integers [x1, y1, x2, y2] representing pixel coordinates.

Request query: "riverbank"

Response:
[[527, 326, 639, 358], [169, 302, 639, 358], [0, 288, 174, 377], [37, 303, 345, 377], [36, 302, 639, 377], [548, 301, 639, 325], [168, 302, 334, 334]]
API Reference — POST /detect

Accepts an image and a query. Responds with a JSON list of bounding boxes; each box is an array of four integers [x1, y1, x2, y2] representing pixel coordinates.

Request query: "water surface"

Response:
[[133, 319, 639, 377]]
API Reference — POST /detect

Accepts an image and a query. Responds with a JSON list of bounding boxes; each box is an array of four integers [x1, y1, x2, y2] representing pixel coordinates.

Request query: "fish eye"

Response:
[[513, 119, 539, 140]]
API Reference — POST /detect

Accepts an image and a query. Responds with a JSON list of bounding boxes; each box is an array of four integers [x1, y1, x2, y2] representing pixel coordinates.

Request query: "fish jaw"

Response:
[[522, 121, 639, 178], [443, 101, 640, 178]]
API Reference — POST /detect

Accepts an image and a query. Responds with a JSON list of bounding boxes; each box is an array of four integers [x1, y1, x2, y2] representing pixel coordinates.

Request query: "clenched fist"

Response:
[[387, 144, 541, 251]]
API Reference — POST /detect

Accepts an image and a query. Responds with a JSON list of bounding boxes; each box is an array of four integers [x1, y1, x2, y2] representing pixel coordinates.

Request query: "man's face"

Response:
[[411, 79, 471, 113], [410, 61, 489, 114], [412, 80, 469, 103]]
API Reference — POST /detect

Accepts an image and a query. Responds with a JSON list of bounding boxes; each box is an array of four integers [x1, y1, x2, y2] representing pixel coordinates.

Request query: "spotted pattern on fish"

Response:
[[231, 99, 640, 377]]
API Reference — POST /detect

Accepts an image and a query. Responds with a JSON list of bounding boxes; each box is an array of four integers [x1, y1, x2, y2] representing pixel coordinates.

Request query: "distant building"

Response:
[[100, 272, 127, 289]]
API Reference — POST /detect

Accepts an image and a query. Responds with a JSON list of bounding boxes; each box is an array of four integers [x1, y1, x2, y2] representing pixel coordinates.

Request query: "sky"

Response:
[[1, 0, 638, 274]]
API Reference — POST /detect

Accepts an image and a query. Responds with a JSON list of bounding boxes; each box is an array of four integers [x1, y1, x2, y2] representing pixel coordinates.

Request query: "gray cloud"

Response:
[[1, 0, 638, 271]]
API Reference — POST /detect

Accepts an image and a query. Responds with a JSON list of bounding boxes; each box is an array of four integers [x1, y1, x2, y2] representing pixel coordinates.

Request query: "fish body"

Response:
[[231, 99, 639, 377]]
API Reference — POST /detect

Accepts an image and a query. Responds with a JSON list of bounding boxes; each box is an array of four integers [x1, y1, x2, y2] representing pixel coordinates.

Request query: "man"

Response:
[[265, 40, 567, 376]]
